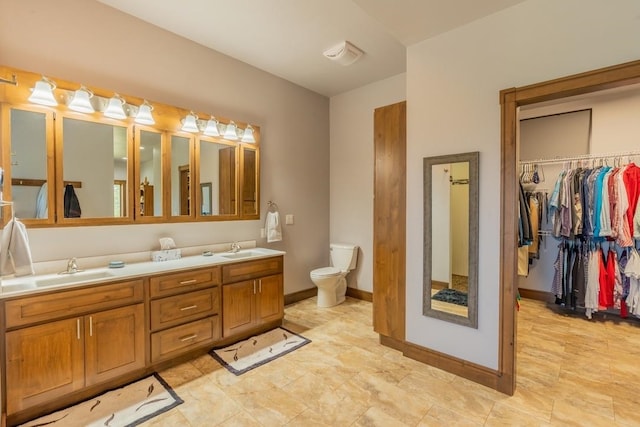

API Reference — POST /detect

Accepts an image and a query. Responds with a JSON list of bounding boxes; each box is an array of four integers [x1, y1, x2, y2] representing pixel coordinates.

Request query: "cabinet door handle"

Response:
[[179, 279, 197, 285], [89, 316, 93, 337], [259, 279, 262, 293], [180, 305, 198, 311], [253, 280, 256, 295], [179, 334, 198, 342], [77, 318, 81, 340]]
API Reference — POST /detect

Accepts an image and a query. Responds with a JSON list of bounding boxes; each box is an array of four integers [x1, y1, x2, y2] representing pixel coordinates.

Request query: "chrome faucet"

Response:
[[230, 242, 241, 253], [60, 257, 83, 274]]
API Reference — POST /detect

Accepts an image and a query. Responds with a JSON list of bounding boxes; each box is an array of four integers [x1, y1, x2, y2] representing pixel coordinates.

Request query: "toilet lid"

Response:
[[311, 267, 341, 277]]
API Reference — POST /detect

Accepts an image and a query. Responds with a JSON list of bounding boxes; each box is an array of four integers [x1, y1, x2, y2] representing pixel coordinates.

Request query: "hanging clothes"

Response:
[[64, 184, 81, 218]]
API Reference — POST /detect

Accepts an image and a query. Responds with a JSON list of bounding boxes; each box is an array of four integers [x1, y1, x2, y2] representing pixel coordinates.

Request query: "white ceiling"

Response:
[[97, 0, 526, 97]]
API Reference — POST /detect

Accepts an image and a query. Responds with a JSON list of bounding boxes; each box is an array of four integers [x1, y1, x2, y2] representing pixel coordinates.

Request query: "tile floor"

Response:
[[145, 297, 640, 426]]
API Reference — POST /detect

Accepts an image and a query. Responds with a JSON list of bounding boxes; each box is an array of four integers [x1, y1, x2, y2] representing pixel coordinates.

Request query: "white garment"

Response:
[[265, 211, 282, 243], [0, 218, 35, 277], [35, 182, 48, 219], [584, 249, 601, 319]]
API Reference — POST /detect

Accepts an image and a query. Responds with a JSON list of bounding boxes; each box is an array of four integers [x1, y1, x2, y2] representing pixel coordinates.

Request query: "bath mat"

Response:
[[19, 373, 182, 427], [432, 288, 468, 307], [210, 327, 311, 375]]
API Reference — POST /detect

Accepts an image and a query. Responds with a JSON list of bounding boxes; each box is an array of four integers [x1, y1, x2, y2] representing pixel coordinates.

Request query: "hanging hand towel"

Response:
[[266, 211, 282, 243], [0, 218, 35, 277]]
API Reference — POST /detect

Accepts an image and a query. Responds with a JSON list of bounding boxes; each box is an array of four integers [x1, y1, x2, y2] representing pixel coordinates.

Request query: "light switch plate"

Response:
[[285, 214, 294, 225]]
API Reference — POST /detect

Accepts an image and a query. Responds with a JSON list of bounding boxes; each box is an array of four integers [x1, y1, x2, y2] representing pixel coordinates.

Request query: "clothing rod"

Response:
[[520, 151, 640, 166]]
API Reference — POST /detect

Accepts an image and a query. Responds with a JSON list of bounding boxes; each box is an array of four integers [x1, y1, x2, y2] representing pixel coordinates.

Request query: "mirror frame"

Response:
[[55, 112, 135, 225], [423, 151, 479, 328]]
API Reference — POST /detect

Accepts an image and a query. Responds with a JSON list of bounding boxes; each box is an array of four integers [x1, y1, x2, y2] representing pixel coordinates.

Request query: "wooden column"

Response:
[[373, 101, 406, 340]]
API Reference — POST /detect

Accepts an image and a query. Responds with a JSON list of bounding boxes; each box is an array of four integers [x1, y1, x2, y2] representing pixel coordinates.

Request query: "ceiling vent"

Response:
[[323, 41, 364, 66]]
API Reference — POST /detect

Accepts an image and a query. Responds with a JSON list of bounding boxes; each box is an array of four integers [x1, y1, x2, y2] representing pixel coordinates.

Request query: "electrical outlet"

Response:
[[285, 214, 294, 225]]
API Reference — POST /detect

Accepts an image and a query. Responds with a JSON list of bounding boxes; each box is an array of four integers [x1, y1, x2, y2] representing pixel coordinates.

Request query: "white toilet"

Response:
[[310, 243, 358, 307]]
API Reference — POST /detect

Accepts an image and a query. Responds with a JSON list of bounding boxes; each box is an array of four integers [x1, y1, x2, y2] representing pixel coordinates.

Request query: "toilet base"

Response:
[[316, 277, 347, 308]]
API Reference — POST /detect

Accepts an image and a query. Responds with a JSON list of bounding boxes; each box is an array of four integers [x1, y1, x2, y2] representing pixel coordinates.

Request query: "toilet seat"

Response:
[[310, 267, 341, 278]]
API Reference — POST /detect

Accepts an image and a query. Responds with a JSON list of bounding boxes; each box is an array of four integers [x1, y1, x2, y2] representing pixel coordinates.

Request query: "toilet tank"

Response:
[[330, 243, 358, 271]]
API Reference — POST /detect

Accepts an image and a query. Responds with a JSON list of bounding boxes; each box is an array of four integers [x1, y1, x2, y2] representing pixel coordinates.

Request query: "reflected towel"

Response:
[[266, 211, 282, 243], [0, 218, 35, 276]]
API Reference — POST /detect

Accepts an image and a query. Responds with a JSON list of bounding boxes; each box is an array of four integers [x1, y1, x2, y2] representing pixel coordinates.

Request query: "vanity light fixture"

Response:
[[203, 116, 220, 137], [28, 76, 58, 106], [240, 125, 256, 143], [181, 111, 200, 133], [135, 100, 155, 125], [68, 85, 95, 113], [223, 120, 239, 140], [103, 93, 127, 119]]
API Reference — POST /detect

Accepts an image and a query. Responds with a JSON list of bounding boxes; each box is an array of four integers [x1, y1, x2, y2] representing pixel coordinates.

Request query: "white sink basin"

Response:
[[219, 251, 258, 259], [35, 270, 116, 287]]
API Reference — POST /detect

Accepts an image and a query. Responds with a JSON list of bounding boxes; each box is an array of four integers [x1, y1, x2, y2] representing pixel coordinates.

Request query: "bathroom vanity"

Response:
[[0, 249, 284, 425]]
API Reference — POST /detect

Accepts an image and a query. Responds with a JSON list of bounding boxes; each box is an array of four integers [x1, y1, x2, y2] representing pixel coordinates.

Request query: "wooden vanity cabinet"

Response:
[[221, 256, 284, 337], [4, 281, 145, 415], [148, 267, 222, 363]]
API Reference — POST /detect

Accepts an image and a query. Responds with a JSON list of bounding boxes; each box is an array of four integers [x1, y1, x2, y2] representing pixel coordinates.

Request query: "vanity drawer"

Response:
[[222, 256, 283, 284], [5, 280, 144, 329], [151, 316, 220, 362], [149, 267, 221, 298], [150, 287, 220, 331]]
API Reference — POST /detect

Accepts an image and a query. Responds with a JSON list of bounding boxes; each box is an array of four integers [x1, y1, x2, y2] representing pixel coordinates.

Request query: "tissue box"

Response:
[[151, 249, 182, 262]]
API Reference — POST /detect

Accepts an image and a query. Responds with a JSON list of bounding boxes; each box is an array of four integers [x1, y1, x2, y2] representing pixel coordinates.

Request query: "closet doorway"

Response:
[[499, 59, 640, 395]]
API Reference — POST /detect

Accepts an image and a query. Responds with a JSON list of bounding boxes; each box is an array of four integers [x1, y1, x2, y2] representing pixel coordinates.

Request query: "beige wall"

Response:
[[407, 0, 640, 369], [0, 0, 330, 295], [329, 73, 406, 292]]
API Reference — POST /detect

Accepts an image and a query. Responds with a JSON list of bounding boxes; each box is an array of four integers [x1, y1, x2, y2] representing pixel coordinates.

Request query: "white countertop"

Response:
[[0, 248, 285, 299]]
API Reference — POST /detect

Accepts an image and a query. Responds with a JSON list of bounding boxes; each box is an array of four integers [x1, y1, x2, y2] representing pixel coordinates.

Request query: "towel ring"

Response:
[[267, 201, 279, 212]]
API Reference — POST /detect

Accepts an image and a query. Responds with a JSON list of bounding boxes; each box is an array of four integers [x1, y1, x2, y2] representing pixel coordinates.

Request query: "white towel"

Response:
[[0, 218, 35, 277], [265, 211, 282, 243], [35, 182, 48, 219]]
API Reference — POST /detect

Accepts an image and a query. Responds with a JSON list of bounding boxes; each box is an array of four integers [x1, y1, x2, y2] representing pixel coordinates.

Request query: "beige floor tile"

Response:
[[216, 410, 263, 427], [139, 408, 191, 426], [418, 405, 484, 426], [484, 403, 552, 427], [354, 406, 412, 427]]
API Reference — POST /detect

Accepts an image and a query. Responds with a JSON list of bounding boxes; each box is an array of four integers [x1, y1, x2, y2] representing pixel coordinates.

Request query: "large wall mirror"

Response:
[[0, 65, 261, 227], [423, 151, 479, 328]]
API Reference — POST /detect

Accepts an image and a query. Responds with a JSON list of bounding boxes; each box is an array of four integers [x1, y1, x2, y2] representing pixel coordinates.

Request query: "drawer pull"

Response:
[[259, 279, 262, 293], [89, 316, 93, 337], [180, 305, 198, 311], [179, 279, 198, 285], [77, 319, 81, 340], [179, 334, 198, 342]]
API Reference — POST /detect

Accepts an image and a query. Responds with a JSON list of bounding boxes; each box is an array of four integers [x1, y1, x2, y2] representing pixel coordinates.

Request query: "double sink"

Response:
[[0, 249, 276, 296]]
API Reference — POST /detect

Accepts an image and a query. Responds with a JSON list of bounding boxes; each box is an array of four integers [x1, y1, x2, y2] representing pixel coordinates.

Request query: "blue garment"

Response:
[[593, 166, 611, 238]]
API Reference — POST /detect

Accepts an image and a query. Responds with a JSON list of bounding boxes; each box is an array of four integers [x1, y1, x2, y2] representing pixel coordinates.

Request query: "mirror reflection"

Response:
[[170, 135, 192, 216], [138, 129, 163, 217], [61, 117, 129, 219], [9, 108, 51, 221], [198, 139, 237, 216], [423, 152, 478, 328], [242, 147, 257, 216]]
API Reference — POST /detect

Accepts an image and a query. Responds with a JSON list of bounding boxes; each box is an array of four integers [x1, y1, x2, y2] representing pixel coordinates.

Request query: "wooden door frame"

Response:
[[499, 59, 640, 394]]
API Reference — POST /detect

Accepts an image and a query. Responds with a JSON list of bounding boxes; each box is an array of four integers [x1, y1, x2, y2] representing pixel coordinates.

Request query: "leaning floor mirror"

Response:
[[423, 151, 479, 328]]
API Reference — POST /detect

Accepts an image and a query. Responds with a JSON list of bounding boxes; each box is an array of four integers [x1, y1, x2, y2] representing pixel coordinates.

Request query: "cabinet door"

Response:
[[222, 280, 256, 337], [6, 318, 84, 414], [85, 304, 145, 386], [257, 274, 284, 324]]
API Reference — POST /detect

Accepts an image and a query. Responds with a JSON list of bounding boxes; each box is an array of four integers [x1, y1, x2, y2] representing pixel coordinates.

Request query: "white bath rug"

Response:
[[19, 373, 182, 427], [210, 327, 311, 375]]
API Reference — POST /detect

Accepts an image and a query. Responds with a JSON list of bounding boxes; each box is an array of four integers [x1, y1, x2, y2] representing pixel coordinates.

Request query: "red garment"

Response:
[[598, 249, 615, 310], [623, 164, 640, 236]]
